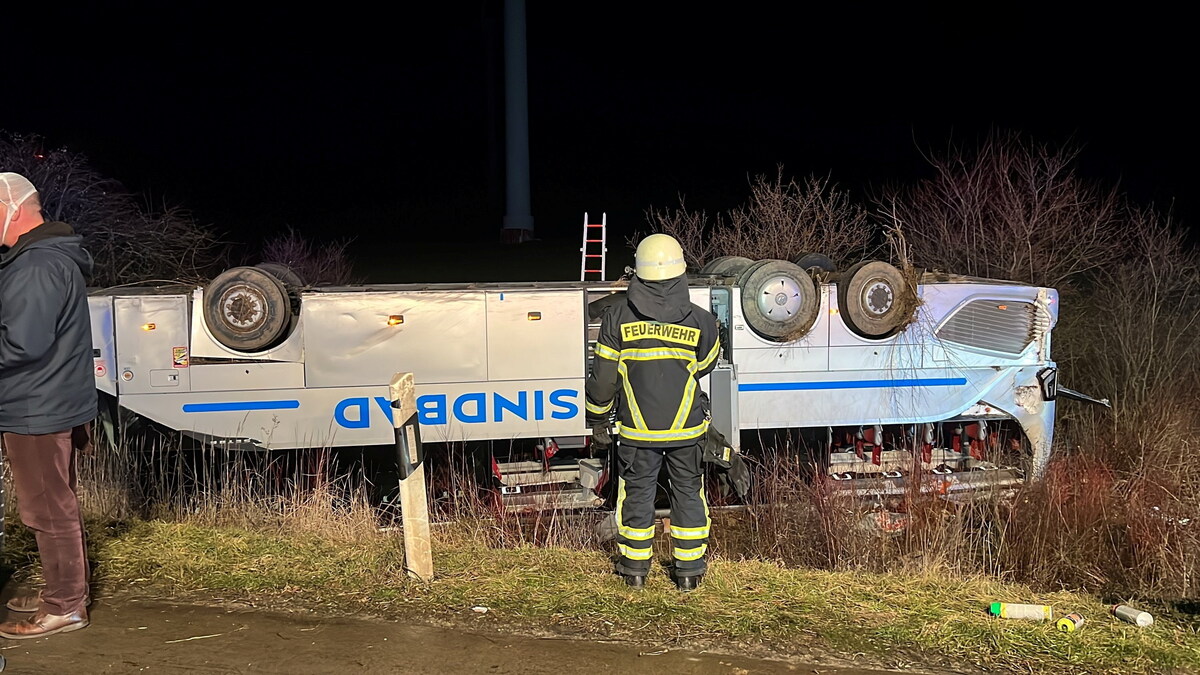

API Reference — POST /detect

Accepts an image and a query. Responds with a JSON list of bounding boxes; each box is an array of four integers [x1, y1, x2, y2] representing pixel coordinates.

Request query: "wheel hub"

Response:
[[220, 284, 267, 332], [758, 276, 804, 322], [862, 279, 895, 316]]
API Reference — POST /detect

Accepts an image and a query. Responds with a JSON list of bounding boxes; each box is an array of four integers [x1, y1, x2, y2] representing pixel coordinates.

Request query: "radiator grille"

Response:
[[936, 300, 1037, 354]]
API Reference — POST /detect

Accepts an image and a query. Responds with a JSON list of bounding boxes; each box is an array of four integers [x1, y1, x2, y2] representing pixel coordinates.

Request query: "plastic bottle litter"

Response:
[[989, 602, 1053, 621], [1111, 604, 1153, 627], [1056, 612, 1085, 632]]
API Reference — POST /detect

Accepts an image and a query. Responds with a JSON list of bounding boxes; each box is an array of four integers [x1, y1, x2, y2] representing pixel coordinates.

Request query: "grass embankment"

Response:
[[5, 518, 1197, 674]]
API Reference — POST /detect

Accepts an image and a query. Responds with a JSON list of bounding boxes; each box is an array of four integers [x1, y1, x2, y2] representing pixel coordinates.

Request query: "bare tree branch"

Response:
[[1, 131, 227, 287], [874, 130, 1126, 291], [640, 166, 875, 269]]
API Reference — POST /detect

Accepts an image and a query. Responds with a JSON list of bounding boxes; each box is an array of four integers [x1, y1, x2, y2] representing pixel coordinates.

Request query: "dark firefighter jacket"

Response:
[[585, 275, 720, 448]]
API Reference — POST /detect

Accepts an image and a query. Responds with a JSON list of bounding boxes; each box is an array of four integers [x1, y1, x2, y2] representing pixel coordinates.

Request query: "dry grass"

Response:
[[5, 419, 1200, 673], [731, 449, 1200, 603], [5, 509, 1198, 674]]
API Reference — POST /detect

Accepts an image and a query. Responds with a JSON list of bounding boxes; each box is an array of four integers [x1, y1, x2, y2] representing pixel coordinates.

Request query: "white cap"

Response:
[[0, 172, 38, 246], [0, 172, 37, 208]]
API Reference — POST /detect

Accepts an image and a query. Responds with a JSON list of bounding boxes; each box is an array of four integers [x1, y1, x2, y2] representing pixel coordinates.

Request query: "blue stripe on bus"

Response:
[[738, 378, 967, 392], [182, 400, 301, 413]]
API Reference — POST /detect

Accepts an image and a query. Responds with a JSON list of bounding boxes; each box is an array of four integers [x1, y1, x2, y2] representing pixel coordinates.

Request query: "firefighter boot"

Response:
[[674, 574, 703, 592]]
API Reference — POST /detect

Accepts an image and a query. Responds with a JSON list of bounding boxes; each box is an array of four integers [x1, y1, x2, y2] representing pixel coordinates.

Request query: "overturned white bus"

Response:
[[86, 256, 1061, 511]]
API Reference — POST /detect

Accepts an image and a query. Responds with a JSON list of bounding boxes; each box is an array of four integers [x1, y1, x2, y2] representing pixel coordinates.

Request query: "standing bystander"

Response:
[[0, 172, 96, 639]]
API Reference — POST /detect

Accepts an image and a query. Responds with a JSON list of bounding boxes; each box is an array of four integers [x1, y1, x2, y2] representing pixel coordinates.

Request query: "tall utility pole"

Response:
[[501, 0, 534, 243]]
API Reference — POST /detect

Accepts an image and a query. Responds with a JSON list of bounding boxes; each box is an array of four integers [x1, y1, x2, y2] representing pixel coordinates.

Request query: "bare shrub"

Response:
[[715, 197, 1200, 598], [643, 167, 874, 269], [0, 131, 227, 286], [863, 131, 1200, 598], [644, 197, 720, 268], [709, 438, 901, 572], [1027, 205, 1200, 599], [877, 130, 1126, 290], [722, 169, 875, 267], [1056, 206, 1200, 455], [878, 217, 924, 332], [258, 226, 357, 286], [994, 452, 1200, 599]]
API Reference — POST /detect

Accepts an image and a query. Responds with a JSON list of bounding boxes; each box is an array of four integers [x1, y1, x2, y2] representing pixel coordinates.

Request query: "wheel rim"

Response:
[[757, 275, 805, 322], [860, 277, 895, 316], [219, 283, 268, 333]]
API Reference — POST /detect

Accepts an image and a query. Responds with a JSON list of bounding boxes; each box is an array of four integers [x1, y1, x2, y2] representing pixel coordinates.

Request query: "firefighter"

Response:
[[585, 234, 720, 591]]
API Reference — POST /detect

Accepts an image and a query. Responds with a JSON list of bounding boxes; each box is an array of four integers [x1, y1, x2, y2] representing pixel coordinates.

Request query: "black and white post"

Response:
[[390, 372, 432, 581]]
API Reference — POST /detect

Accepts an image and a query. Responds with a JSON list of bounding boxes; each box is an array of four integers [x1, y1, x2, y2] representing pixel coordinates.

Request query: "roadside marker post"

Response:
[[390, 372, 433, 581]]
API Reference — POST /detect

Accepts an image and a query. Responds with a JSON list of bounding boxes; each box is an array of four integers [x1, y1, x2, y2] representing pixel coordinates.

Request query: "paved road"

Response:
[[0, 595, 905, 674]]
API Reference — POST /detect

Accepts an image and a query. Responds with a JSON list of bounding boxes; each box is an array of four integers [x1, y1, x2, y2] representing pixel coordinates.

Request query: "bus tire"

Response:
[[700, 255, 755, 277], [739, 259, 820, 341], [793, 252, 837, 277], [837, 260, 912, 338], [203, 266, 293, 352]]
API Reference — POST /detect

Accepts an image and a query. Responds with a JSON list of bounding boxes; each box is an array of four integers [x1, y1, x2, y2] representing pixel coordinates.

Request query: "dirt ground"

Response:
[[0, 591, 912, 675]]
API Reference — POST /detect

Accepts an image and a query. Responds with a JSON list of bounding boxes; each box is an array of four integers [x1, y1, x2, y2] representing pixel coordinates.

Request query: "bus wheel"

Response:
[[836, 260, 914, 339], [739, 260, 820, 341], [203, 266, 293, 352]]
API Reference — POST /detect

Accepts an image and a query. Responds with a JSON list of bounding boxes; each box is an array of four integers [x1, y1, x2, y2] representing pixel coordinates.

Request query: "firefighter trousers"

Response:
[[614, 441, 710, 577]]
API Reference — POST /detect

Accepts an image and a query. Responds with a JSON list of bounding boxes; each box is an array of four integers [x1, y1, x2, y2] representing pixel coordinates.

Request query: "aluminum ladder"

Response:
[[579, 212, 607, 281]]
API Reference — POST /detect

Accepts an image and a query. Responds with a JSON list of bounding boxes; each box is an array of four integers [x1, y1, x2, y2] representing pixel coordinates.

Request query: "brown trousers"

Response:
[[2, 426, 91, 615]]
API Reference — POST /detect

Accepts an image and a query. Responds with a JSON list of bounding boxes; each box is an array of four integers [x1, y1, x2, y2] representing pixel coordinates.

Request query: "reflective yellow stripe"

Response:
[[620, 525, 655, 541], [617, 361, 648, 429], [674, 474, 712, 540], [620, 347, 696, 361], [616, 476, 626, 540], [619, 544, 654, 560], [671, 524, 709, 540], [619, 420, 708, 443], [616, 452, 654, 543], [671, 360, 699, 430], [697, 338, 720, 371], [615, 477, 656, 540], [673, 544, 707, 561], [586, 399, 613, 414], [595, 343, 620, 360]]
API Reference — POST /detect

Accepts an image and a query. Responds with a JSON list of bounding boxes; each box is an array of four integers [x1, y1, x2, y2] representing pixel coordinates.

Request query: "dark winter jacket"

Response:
[[585, 275, 720, 447], [0, 221, 98, 434]]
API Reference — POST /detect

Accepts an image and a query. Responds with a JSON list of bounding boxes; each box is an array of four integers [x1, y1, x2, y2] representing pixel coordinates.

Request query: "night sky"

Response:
[[6, 3, 1194, 269]]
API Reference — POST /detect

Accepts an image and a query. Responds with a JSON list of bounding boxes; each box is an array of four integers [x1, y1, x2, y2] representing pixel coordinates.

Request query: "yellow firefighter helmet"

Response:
[[634, 234, 687, 281]]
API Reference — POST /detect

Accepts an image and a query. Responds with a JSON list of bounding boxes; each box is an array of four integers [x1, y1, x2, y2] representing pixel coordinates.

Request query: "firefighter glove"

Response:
[[591, 423, 613, 448]]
